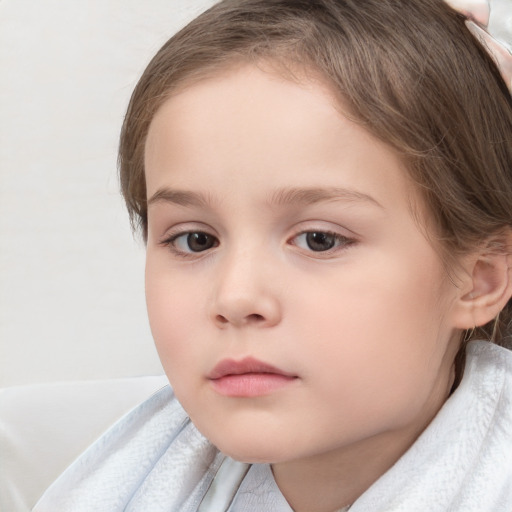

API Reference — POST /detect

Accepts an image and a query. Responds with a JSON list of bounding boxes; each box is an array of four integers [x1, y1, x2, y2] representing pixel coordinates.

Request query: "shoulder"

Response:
[[456, 341, 512, 445], [1, 375, 170, 511], [466, 339, 512, 366], [33, 385, 221, 512], [464, 341, 512, 438], [465, 340, 512, 400], [350, 341, 512, 511]]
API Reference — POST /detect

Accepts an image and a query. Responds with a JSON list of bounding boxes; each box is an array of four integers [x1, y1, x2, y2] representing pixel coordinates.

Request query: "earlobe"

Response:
[[453, 247, 512, 330]]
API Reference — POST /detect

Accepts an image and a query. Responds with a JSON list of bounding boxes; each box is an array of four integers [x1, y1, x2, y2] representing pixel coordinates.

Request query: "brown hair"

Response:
[[119, 0, 512, 348]]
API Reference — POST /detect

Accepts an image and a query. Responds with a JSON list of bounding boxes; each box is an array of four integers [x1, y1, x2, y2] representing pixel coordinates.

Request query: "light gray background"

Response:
[[1, 0, 510, 387], [0, 0, 216, 387]]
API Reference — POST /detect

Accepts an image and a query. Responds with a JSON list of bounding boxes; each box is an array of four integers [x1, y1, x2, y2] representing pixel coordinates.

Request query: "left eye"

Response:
[[293, 231, 352, 252], [169, 231, 218, 253]]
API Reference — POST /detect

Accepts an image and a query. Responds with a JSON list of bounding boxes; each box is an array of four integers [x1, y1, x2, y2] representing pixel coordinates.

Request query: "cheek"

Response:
[[294, 253, 445, 345], [290, 251, 453, 412], [145, 256, 202, 371]]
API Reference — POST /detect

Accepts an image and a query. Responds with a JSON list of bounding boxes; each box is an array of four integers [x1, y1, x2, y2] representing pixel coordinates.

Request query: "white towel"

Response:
[[33, 341, 512, 511], [350, 341, 512, 511]]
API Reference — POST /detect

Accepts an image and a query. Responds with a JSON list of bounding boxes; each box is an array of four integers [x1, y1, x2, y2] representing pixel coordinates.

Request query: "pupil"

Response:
[[306, 232, 335, 251], [187, 232, 214, 252]]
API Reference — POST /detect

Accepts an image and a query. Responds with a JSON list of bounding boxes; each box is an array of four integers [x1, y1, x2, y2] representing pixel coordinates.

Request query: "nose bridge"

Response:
[[211, 239, 281, 328]]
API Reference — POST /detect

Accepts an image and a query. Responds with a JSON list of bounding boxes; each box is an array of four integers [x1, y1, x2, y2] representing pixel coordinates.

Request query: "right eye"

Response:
[[164, 231, 219, 255]]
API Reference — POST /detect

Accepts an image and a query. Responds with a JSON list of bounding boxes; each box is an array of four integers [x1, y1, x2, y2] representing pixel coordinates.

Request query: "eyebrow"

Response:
[[268, 186, 383, 209], [147, 186, 383, 209], [148, 188, 212, 208]]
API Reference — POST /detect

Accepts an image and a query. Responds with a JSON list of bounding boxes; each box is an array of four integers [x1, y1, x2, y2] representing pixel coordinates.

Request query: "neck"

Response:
[[270, 338, 459, 512], [271, 430, 409, 512]]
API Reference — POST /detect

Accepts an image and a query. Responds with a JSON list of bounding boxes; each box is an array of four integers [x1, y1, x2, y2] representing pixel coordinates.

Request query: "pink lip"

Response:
[[208, 357, 297, 397]]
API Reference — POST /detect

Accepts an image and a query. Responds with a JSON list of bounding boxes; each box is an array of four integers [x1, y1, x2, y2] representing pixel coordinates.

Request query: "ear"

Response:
[[452, 236, 512, 330]]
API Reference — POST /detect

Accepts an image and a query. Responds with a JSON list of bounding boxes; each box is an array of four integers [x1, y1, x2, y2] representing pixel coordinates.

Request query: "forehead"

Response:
[[144, 63, 418, 214]]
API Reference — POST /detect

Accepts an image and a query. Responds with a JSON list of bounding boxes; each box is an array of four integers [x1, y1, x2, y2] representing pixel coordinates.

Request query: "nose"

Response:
[[210, 249, 282, 329]]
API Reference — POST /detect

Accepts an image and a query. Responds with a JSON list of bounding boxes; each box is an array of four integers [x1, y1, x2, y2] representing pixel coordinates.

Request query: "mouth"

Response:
[[207, 357, 298, 397]]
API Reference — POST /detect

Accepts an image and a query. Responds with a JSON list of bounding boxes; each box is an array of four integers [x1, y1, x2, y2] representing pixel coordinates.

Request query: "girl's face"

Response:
[[144, 64, 463, 466]]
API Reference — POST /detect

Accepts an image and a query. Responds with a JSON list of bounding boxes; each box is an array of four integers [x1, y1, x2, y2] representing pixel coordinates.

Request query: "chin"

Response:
[[207, 432, 292, 464], [219, 446, 280, 464]]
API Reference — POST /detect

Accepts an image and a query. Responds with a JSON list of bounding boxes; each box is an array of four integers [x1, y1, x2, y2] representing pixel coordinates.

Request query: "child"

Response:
[[34, 0, 512, 510]]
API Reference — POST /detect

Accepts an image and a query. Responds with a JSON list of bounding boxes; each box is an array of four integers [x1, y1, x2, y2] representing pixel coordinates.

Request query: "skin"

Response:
[[144, 64, 466, 512]]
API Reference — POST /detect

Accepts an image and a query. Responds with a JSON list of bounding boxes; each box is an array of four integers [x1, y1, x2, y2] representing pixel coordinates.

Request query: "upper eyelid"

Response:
[[168, 229, 355, 249], [155, 217, 358, 243], [158, 223, 217, 241], [160, 231, 219, 249], [157, 223, 355, 240], [290, 229, 352, 239], [289, 230, 355, 248], [288, 222, 358, 241]]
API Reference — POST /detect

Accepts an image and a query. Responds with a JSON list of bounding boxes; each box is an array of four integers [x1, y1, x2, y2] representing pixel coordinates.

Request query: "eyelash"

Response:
[[159, 230, 219, 260], [290, 231, 355, 256], [159, 229, 356, 259]]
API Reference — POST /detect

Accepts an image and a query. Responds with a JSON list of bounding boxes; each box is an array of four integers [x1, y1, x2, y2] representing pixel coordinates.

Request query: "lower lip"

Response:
[[209, 373, 297, 397]]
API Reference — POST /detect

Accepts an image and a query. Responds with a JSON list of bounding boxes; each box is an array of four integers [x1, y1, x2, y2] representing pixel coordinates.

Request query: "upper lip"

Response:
[[208, 357, 295, 380]]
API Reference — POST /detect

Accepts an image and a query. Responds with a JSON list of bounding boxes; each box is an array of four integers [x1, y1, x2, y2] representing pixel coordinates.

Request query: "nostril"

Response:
[[215, 313, 265, 326], [215, 314, 229, 324], [248, 314, 264, 322]]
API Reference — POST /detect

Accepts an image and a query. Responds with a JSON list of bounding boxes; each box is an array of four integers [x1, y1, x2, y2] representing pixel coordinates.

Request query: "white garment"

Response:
[[33, 341, 512, 511]]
